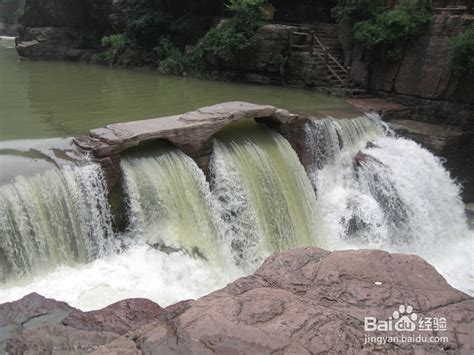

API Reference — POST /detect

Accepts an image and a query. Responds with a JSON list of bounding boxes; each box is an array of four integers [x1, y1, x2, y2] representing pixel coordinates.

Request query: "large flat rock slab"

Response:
[[74, 102, 298, 158]]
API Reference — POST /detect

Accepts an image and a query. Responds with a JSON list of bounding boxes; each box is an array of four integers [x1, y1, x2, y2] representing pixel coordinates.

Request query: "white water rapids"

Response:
[[0, 116, 472, 310], [306, 116, 473, 294]]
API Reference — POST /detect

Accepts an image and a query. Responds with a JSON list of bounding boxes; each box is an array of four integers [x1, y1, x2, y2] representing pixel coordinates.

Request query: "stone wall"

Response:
[[218, 24, 294, 85], [220, 24, 329, 87]]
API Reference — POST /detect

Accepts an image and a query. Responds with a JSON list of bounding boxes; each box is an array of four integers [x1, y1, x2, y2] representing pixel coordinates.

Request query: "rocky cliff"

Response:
[[347, 14, 474, 126], [1, 248, 472, 353], [16, 0, 117, 60]]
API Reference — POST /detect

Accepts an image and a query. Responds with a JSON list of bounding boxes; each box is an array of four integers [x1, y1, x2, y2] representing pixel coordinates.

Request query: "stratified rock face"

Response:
[[16, 0, 115, 59], [1, 248, 472, 354], [350, 14, 474, 108]]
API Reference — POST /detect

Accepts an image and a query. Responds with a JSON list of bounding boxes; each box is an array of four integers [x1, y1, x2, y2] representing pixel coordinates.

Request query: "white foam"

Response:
[[0, 244, 241, 311]]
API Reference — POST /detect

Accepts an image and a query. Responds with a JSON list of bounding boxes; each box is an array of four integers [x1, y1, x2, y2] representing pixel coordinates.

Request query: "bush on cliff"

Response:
[[353, 0, 432, 50], [451, 28, 474, 75], [191, 0, 265, 70]]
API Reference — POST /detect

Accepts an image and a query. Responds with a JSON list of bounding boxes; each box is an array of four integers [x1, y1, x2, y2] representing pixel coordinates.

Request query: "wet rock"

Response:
[[353, 151, 368, 167], [2, 248, 472, 354]]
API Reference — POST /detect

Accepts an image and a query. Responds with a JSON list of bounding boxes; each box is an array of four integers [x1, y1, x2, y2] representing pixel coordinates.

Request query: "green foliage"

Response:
[[192, 0, 265, 67], [101, 34, 126, 50], [332, 0, 382, 25], [353, 0, 432, 50], [92, 34, 126, 65], [154, 38, 188, 75], [451, 28, 474, 75], [120, 0, 173, 50]]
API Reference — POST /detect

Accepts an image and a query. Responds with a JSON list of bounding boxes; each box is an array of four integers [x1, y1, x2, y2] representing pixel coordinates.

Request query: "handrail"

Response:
[[313, 51, 344, 85], [289, 30, 352, 88], [312, 34, 346, 73], [312, 33, 351, 87]]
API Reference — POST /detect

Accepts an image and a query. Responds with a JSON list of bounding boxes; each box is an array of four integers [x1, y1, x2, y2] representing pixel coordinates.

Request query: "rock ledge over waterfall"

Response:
[[1, 248, 472, 354]]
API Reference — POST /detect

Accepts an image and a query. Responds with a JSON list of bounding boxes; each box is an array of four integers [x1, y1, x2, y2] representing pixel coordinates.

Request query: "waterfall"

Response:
[[304, 114, 385, 173], [210, 124, 322, 270], [0, 113, 472, 310], [305, 115, 473, 293], [121, 148, 228, 266], [0, 164, 114, 281]]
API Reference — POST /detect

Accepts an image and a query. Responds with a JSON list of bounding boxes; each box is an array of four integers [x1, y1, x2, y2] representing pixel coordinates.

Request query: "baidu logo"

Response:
[[392, 305, 417, 331], [364, 304, 447, 333]]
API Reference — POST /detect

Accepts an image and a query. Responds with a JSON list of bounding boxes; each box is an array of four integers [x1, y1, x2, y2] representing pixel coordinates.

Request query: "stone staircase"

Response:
[[289, 23, 366, 95]]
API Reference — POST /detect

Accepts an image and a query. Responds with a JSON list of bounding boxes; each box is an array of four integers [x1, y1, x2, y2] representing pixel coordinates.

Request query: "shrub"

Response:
[[353, 0, 432, 50], [192, 0, 265, 67], [93, 34, 126, 65], [101, 34, 126, 50], [451, 28, 474, 75], [154, 38, 188, 75]]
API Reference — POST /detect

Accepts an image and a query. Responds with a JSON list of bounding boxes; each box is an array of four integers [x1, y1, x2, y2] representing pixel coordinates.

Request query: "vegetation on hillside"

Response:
[[450, 27, 474, 75], [191, 0, 264, 66], [93, 0, 265, 76]]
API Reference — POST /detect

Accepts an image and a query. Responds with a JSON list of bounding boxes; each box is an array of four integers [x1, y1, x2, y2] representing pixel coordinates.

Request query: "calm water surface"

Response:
[[0, 38, 353, 142]]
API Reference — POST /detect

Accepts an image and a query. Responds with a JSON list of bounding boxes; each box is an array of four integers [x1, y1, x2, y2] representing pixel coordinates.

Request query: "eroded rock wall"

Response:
[[349, 14, 474, 126]]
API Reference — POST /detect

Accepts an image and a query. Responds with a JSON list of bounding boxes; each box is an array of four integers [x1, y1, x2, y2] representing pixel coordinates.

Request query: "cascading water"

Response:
[[210, 121, 322, 271], [305, 114, 473, 294], [0, 114, 471, 311], [0, 164, 114, 281], [121, 147, 228, 266]]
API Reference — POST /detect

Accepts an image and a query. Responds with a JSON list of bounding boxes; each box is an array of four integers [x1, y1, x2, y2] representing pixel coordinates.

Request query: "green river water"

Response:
[[0, 38, 352, 142]]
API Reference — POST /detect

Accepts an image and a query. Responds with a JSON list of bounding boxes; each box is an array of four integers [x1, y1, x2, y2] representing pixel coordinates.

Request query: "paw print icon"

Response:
[[393, 305, 418, 332]]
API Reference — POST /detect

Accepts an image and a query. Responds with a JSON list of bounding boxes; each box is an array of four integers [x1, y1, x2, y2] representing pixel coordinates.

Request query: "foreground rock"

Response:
[[1, 248, 472, 354]]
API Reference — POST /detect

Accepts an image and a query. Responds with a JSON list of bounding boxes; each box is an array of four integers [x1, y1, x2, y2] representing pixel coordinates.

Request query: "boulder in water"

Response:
[[1, 248, 473, 353]]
